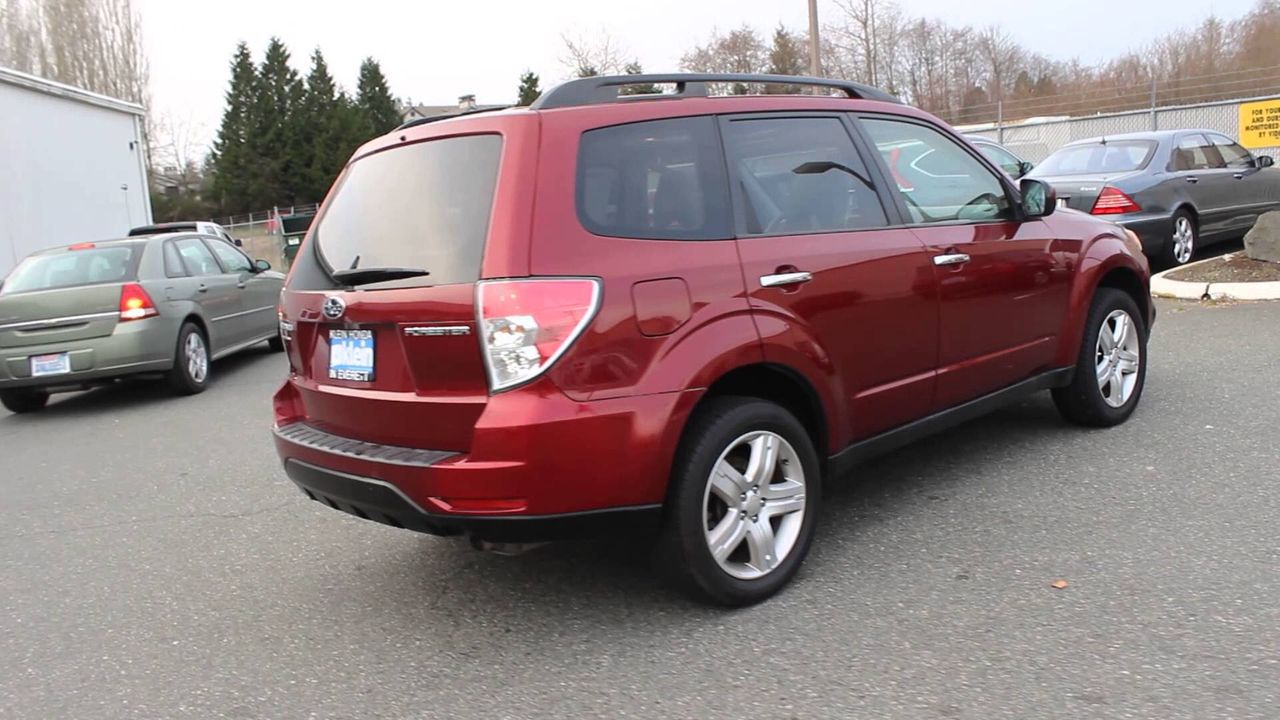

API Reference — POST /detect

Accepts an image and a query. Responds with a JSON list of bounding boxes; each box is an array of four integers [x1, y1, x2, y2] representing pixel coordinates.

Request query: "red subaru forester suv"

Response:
[[273, 74, 1153, 605]]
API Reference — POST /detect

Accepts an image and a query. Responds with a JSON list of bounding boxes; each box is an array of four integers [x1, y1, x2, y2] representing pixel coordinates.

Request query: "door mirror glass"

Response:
[[1020, 179, 1056, 218], [254, 259, 272, 272], [1260, 155, 1275, 168]]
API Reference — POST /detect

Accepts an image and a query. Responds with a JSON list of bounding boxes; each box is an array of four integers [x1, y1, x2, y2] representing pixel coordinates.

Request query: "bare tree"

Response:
[[560, 32, 627, 78], [680, 25, 767, 93], [0, 0, 148, 106]]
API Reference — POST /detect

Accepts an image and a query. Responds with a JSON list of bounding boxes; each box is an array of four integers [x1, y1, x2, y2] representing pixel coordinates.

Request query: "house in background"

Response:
[[0, 66, 151, 277], [400, 94, 507, 124]]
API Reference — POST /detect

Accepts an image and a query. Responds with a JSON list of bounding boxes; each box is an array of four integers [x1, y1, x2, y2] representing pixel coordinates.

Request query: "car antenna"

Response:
[[348, 255, 360, 270]]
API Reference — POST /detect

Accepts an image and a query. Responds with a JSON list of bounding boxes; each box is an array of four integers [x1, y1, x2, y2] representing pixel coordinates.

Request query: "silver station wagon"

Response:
[[0, 234, 284, 413]]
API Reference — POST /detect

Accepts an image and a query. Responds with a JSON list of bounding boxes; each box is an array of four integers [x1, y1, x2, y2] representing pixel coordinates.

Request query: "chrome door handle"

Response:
[[196, 284, 209, 293], [760, 271, 813, 288], [1186, 176, 1199, 184], [1234, 173, 1246, 179], [933, 253, 971, 266]]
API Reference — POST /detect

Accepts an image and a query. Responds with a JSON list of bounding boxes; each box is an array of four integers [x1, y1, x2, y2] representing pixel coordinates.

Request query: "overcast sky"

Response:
[[136, 0, 1253, 151]]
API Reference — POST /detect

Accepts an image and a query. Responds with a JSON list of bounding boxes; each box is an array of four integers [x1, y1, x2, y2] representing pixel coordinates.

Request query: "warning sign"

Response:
[[1239, 99, 1280, 149]]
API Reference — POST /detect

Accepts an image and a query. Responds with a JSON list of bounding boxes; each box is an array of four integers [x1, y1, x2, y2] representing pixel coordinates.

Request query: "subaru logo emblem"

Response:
[[322, 296, 346, 320]]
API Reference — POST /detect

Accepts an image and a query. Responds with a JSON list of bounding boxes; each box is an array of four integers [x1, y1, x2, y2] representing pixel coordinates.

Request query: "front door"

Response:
[[857, 116, 1078, 410], [721, 113, 940, 444], [206, 238, 279, 342]]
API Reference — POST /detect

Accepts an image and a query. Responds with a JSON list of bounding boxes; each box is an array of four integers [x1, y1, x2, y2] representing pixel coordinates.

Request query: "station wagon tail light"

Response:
[[1091, 186, 1142, 215], [477, 278, 601, 392], [118, 283, 158, 321]]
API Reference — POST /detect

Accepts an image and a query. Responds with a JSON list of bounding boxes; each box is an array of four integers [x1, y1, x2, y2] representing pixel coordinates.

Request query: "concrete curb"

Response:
[[1150, 252, 1280, 301]]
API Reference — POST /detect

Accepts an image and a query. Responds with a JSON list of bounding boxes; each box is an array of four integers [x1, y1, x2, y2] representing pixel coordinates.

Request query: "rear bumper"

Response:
[[1112, 212, 1174, 255], [0, 319, 174, 390], [284, 458, 661, 542], [273, 377, 701, 534]]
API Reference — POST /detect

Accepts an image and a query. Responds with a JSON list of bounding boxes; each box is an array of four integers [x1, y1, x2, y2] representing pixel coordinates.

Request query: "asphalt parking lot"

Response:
[[2, 297, 1278, 719]]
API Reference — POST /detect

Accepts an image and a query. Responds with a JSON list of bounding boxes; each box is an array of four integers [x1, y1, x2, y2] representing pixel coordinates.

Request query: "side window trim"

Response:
[[849, 112, 1024, 228], [715, 110, 907, 237]]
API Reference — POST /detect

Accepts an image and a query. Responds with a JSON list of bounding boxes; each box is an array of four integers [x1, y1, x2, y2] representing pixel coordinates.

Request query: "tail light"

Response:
[[1091, 186, 1142, 215], [118, 283, 158, 321], [477, 278, 601, 392]]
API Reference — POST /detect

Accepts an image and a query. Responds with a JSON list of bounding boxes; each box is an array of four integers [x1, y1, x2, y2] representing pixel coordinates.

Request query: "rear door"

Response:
[[279, 132, 506, 451], [857, 115, 1077, 410], [1172, 133, 1234, 238], [172, 237, 243, 351], [722, 113, 939, 441]]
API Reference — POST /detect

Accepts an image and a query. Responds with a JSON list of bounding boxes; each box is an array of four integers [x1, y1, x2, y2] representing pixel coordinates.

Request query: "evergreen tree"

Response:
[[516, 70, 541, 106], [299, 49, 341, 203], [356, 58, 401, 136], [620, 61, 658, 95], [765, 25, 805, 94], [210, 42, 257, 214], [246, 37, 305, 206]]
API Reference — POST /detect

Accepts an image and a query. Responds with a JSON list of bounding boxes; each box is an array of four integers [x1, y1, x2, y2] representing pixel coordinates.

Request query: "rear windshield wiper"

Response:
[[330, 267, 430, 286]]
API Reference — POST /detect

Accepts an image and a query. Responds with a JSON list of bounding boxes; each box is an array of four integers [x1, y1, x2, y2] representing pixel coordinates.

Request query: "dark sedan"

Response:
[[1029, 130, 1279, 266]]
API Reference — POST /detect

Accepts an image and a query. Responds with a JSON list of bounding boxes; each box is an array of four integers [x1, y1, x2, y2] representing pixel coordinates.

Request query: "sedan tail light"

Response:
[[1091, 186, 1142, 215], [477, 278, 601, 392], [118, 283, 158, 321]]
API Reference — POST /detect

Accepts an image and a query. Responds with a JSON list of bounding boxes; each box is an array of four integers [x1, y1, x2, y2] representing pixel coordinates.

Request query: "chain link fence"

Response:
[[962, 95, 1280, 163]]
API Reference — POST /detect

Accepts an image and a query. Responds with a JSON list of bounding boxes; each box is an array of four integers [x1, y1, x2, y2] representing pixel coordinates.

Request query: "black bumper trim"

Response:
[[284, 459, 663, 542], [274, 422, 458, 468]]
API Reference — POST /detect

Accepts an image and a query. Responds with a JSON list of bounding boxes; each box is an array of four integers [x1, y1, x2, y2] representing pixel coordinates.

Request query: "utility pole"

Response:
[[808, 0, 821, 79]]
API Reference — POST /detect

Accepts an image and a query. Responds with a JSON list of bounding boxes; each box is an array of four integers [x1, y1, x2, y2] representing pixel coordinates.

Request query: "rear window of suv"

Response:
[[2, 246, 137, 295], [576, 116, 732, 241], [312, 134, 503, 289]]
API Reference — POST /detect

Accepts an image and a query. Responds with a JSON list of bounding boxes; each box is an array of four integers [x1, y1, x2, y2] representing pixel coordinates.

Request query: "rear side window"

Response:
[[1, 247, 136, 295], [174, 238, 222, 277], [162, 241, 187, 277], [1173, 135, 1223, 171], [313, 134, 502, 288], [576, 116, 732, 240], [722, 116, 888, 234]]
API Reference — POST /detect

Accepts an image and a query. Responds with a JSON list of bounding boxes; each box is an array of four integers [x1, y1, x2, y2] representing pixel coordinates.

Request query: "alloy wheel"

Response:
[[1172, 216, 1195, 264], [1095, 309, 1140, 408], [702, 431, 807, 580], [186, 332, 208, 384]]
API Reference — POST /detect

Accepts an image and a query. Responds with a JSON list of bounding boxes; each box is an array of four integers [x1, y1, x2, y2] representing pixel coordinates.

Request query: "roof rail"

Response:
[[529, 73, 901, 110], [396, 105, 513, 131]]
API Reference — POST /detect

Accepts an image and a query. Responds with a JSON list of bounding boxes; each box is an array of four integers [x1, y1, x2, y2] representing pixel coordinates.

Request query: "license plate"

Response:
[[31, 352, 71, 377], [328, 329, 375, 382]]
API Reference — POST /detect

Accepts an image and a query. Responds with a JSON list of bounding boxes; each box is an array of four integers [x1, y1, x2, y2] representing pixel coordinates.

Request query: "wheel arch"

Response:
[[693, 362, 831, 461]]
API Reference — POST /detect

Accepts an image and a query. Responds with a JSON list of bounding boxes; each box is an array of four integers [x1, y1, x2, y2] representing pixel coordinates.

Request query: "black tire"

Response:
[[657, 396, 822, 606], [267, 333, 285, 353], [1052, 288, 1147, 427], [1, 388, 50, 414], [166, 322, 210, 396], [1161, 209, 1197, 268]]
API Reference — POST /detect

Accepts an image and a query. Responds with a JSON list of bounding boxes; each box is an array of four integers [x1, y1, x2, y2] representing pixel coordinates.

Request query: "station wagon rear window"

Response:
[[313, 134, 503, 289], [1036, 141, 1156, 176], [1, 246, 137, 295]]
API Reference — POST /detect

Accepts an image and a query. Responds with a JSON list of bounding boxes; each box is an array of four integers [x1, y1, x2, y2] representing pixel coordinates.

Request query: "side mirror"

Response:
[[1259, 155, 1274, 168], [1020, 178, 1056, 219], [1017, 160, 1035, 178], [254, 259, 272, 272]]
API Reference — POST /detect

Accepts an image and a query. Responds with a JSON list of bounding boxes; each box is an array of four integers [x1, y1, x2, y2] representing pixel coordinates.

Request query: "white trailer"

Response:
[[0, 66, 151, 277]]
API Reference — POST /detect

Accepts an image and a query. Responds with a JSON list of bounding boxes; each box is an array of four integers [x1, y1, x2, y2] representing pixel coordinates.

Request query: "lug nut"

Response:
[[751, 515, 758, 522]]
